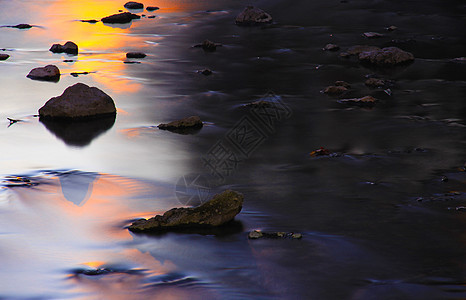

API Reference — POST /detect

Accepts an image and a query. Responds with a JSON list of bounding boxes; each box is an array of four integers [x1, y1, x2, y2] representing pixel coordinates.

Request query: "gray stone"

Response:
[[363, 32, 384, 38], [38, 83, 116, 119], [359, 47, 414, 66], [124, 1, 143, 9], [158, 116, 203, 130], [235, 6, 273, 25], [128, 190, 244, 232], [323, 44, 340, 51], [27, 65, 60, 81], [101, 12, 140, 24], [0, 53, 9, 60]]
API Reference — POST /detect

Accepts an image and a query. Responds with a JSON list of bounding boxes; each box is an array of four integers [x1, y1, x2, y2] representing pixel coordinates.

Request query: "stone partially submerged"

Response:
[[235, 6, 273, 25], [38, 83, 116, 119], [128, 190, 244, 232], [158, 116, 203, 131], [27, 65, 60, 81], [49, 41, 78, 55], [359, 47, 414, 66], [124, 1, 143, 9], [101, 12, 140, 24], [0, 53, 9, 60]]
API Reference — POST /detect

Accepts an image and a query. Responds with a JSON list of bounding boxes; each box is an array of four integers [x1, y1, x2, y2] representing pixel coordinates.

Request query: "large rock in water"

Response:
[[235, 6, 273, 25], [27, 65, 60, 81], [101, 12, 140, 23], [359, 47, 414, 66], [49, 41, 78, 55], [38, 83, 116, 119], [128, 190, 244, 232]]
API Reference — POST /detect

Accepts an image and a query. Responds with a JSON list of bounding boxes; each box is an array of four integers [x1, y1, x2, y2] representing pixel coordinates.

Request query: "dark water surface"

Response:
[[1, 0, 465, 299]]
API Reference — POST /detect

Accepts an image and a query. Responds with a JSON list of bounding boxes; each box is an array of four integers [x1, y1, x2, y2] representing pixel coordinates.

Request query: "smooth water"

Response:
[[1, 0, 465, 299]]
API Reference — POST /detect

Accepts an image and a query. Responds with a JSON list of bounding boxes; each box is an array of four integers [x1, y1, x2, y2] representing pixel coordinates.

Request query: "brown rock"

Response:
[[38, 83, 116, 119], [235, 6, 273, 25], [158, 116, 203, 130], [128, 190, 244, 232], [365, 78, 385, 88], [27, 65, 60, 81], [359, 47, 414, 66], [338, 95, 377, 107], [324, 85, 348, 95]]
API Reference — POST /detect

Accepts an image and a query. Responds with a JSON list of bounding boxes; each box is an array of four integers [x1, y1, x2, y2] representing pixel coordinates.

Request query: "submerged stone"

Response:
[[27, 65, 60, 81], [248, 230, 303, 239], [359, 47, 414, 66], [0, 53, 9, 60], [324, 85, 348, 95], [146, 6, 159, 11], [124, 1, 143, 9], [323, 43, 340, 51], [338, 95, 377, 107], [235, 6, 273, 25], [49, 41, 78, 55], [129, 190, 244, 232], [38, 83, 116, 119], [126, 52, 146, 58]]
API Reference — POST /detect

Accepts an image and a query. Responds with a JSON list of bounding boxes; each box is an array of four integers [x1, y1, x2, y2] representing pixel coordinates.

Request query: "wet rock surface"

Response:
[[193, 40, 222, 52], [49, 41, 78, 55], [323, 43, 340, 51], [338, 95, 377, 107], [359, 47, 414, 66], [101, 12, 140, 24], [0, 53, 9, 60], [27, 65, 60, 81], [324, 85, 348, 95], [38, 83, 116, 119], [129, 190, 244, 232], [146, 6, 159, 11], [235, 6, 273, 26], [158, 116, 203, 131]]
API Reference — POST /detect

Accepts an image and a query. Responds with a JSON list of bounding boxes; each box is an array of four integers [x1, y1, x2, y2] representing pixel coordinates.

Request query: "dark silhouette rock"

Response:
[[101, 12, 140, 24], [335, 81, 351, 88], [235, 6, 273, 25], [365, 78, 385, 87], [146, 6, 159, 11], [38, 83, 116, 119], [359, 47, 414, 66], [126, 52, 146, 58], [12, 24, 32, 29], [248, 230, 302, 239], [363, 32, 384, 38], [0, 53, 9, 60], [27, 65, 60, 81], [49, 41, 78, 55], [128, 190, 244, 232], [124, 1, 144, 9], [158, 116, 203, 133], [193, 40, 222, 52], [81, 19, 99, 23]]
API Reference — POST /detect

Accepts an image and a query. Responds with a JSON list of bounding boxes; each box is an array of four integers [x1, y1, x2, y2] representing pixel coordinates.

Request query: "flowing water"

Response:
[[1, 0, 465, 299]]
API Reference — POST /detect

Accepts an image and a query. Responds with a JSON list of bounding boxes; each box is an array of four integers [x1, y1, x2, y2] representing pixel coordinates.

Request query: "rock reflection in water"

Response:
[[58, 171, 98, 206], [40, 114, 116, 147]]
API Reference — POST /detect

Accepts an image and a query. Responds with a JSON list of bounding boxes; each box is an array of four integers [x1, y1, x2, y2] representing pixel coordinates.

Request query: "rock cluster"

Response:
[[49, 41, 78, 55]]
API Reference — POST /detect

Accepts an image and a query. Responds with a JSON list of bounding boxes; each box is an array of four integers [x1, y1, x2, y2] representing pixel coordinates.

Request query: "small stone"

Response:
[[199, 69, 213, 76], [235, 6, 273, 26], [12, 23, 32, 29], [126, 52, 146, 59], [101, 12, 140, 24], [346, 45, 381, 56], [363, 32, 385, 39], [310, 147, 331, 157], [358, 47, 414, 66], [147, 6, 159, 11], [27, 65, 60, 81], [195, 40, 221, 52], [441, 176, 448, 182], [292, 233, 303, 239], [324, 85, 348, 95], [248, 230, 263, 239], [323, 43, 340, 51], [81, 19, 99, 23], [386, 25, 398, 31], [158, 116, 203, 130], [338, 95, 377, 107], [365, 78, 385, 87], [335, 81, 351, 88], [148, 15, 156, 19], [0, 53, 9, 60], [124, 1, 144, 9]]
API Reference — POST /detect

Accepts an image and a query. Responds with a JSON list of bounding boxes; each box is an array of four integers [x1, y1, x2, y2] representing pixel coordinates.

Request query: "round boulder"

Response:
[[27, 65, 60, 81], [124, 1, 144, 9], [38, 83, 116, 119]]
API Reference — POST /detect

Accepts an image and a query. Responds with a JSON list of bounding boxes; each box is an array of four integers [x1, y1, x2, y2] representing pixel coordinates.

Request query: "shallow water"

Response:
[[1, 0, 465, 299]]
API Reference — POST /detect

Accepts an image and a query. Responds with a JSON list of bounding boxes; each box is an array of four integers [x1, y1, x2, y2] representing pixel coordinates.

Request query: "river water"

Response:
[[1, 0, 465, 299]]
